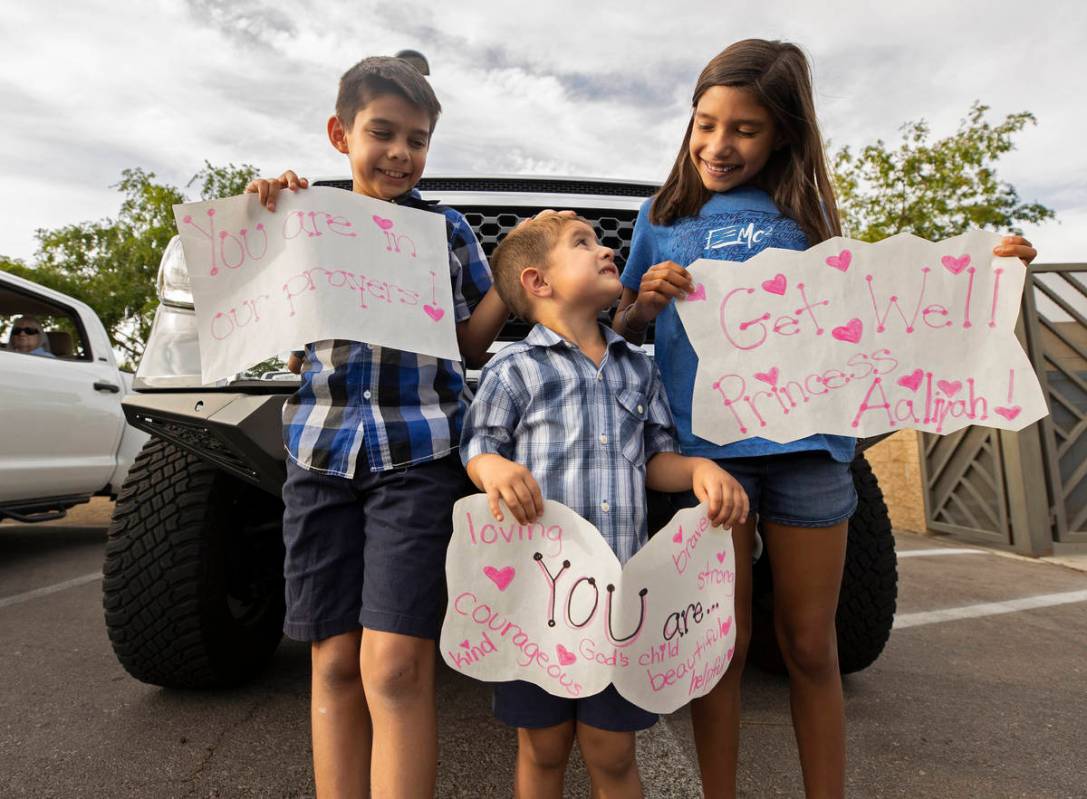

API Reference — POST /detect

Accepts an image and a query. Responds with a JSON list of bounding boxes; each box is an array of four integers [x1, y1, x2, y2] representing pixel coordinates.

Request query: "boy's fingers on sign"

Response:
[[486, 488, 505, 522], [501, 486, 528, 525]]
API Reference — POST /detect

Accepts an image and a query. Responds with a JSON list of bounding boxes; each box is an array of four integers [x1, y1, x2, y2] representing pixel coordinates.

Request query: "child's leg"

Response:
[[575, 723, 642, 798], [763, 519, 848, 798], [359, 629, 437, 796], [354, 453, 468, 795], [515, 722, 576, 799], [310, 630, 371, 797], [690, 516, 755, 798]]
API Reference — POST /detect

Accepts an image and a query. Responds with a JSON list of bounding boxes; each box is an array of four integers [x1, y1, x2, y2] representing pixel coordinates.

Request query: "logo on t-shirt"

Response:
[[704, 222, 774, 252]]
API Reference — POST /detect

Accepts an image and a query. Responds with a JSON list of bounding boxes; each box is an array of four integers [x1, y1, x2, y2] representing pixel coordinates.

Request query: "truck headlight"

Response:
[[157, 236, 194, 309]]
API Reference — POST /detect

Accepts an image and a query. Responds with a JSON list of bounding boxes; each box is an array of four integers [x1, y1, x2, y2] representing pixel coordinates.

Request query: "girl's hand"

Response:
[[466, 454, 545, 524], [691, 459, 749, 528], [993, 235, 1036, 266], [244, 170, 309, 212], [630, 261, 694, 328]]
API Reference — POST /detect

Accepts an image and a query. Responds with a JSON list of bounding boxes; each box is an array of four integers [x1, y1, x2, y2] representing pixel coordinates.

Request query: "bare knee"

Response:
[[777, 623, 838, 679], [311, 634, 362, 693], [361, 634, 432, 705], [577, 726, 638, 782], [731, 613, 753, 669], [519, 724, 575, 772]]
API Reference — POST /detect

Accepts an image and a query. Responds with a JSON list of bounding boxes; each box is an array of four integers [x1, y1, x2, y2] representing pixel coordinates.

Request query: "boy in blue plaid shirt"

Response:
[[461, 212, 749, 797], [247, 57, 507, 796]]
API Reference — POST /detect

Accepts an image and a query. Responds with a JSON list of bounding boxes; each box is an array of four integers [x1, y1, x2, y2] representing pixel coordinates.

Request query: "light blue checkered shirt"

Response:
[[461, 323, 680, 563]]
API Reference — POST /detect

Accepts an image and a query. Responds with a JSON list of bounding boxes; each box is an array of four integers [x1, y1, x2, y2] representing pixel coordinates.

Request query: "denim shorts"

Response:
[[280, 453, 470, 642], [679, 450, 857, 528], [493, 680, 657, 733]]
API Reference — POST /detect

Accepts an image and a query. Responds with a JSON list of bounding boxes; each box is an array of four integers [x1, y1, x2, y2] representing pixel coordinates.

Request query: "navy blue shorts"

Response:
[[678, 450, 857, 528], [493, 680, 657, 733], [281, 453, 470, 642]]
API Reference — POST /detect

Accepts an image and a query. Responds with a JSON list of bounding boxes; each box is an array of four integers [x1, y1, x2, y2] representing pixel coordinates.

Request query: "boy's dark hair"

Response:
[[491, 214, 588, 323], [336, 56, 442, 132], [651, 39, 841, 245]]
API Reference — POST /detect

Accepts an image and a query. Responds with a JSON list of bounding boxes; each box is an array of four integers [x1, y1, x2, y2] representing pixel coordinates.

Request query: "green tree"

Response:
[[0, 162, 256, 368], [833, 102, 1055, 242]]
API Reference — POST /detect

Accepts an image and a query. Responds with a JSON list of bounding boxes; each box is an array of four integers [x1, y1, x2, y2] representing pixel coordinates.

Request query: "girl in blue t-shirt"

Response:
[[614, 39, 1037, 797]]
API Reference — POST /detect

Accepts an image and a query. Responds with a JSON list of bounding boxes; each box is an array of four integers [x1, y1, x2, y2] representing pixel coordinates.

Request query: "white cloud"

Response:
[[1, 0, 1083, 266]]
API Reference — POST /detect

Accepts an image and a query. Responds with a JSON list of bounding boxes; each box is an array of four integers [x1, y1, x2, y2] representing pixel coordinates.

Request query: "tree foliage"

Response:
[[0, 162, 256, 368], [833, 102, 1055, 242]]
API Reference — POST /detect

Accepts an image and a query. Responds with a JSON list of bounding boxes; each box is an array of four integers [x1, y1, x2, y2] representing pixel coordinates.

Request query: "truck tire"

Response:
[[749, 453, 897, 674], [103, 437, 286, 688]]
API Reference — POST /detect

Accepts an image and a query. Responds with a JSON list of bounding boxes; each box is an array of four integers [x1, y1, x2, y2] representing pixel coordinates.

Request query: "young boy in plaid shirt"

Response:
[[460, 212, 748, 798], [248, 57, 506, 796]]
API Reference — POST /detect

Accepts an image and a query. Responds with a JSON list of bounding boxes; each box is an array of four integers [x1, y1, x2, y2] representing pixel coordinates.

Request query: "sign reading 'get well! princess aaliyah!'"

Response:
[[173, 186, 459, 384], [677, 230, 1048, 445]]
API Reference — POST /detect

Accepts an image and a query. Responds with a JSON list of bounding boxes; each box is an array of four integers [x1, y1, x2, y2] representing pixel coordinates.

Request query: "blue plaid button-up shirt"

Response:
[[283, 191, 492, 477], [461, 323, 680, 563]]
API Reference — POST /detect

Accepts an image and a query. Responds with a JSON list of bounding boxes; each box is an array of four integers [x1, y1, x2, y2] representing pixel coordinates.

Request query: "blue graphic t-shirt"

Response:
[[620, 187, 856, 463]]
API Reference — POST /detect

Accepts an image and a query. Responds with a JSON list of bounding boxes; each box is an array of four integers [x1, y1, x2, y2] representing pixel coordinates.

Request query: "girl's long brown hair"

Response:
[[651, 39, 841, 244]]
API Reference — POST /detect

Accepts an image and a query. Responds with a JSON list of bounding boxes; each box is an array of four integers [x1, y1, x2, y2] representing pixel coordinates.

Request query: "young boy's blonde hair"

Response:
[[490, 213, 590, 323]]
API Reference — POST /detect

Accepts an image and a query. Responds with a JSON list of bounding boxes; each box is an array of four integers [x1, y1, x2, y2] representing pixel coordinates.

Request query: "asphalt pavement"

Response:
[[2, 500, 1085, 798]]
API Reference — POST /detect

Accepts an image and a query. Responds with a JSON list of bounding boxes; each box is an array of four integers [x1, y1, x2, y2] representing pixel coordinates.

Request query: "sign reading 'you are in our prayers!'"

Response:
[[440, 496, 737, 714], [172, 186, 459, 384], [677, 230, 1048, 445]]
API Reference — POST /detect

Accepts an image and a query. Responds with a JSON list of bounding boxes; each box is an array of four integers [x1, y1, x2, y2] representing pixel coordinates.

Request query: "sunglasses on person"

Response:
[[11, 327, 41, 335]]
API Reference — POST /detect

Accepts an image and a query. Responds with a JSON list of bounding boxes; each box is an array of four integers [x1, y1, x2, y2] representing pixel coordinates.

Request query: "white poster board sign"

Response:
[[440, 495, 737, 714], [676, 230, 1048, 445], [172, 186, 459, 384]]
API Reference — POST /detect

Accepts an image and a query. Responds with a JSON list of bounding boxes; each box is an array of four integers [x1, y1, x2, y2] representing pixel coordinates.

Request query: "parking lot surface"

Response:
[[2, 500, 1085, 798]]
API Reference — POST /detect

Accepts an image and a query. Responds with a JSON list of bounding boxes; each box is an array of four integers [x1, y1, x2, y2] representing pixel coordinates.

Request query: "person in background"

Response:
[[7, 316, 54, 357]]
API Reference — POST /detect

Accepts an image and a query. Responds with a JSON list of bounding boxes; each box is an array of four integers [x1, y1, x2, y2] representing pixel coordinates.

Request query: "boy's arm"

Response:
[[457, 288, 508, 369], [447, 212, 507, 369], [460, 364, 543, 524], [639, 364, 748, 527], [646, 454, 748, 528]]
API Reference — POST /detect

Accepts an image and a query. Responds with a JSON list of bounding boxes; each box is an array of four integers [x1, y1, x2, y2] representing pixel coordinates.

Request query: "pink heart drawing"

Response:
[[994, 405, 1022, 421], [941, 254, 971, 275], [459, 640, 470, 650], [937, 379, 962, 398], [685, 283, 707, 302], [721, 617, 733, 636], [897, 369, 924, 392], [831, 318, 863, 344], [825, 249, 852, 272], [482, 565, 515, 591], [372, 214, 394, 230], [726, 646, 735, 660], [715, 551, 727, 564], [423, 304, 445, 322], [754, 367, 779, 387], [672, 528, 683, 544], [761, 273, 787, 295], [556, 644, 577, 666]]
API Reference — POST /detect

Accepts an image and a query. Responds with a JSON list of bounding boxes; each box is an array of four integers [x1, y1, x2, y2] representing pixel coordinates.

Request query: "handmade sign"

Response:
[[676, 230, 1048, 445], [172, 186, 458, 384], [440, 495, 736, 714]]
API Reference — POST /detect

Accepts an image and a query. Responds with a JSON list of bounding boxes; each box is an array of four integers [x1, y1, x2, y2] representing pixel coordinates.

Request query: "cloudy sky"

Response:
[[2, 0, 1084, 264]]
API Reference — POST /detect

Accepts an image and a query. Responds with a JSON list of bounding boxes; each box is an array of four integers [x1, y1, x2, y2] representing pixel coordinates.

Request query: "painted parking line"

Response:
[[897, 548, 988, 558], [893, 589, 1087, 629], [0, 572, 102, 610]]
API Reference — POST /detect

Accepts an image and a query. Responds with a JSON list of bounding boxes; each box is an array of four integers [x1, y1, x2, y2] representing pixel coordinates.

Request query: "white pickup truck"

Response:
[[0, 270, 148, 523]]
